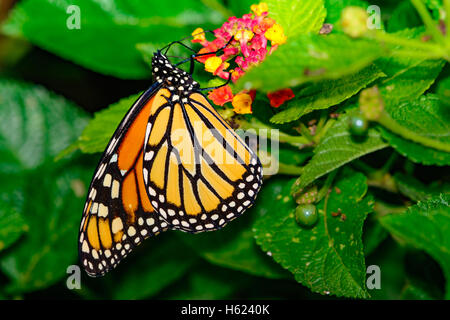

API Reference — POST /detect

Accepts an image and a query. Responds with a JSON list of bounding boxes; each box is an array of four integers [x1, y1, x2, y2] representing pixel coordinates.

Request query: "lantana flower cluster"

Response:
[[191, 3, 294, 114]]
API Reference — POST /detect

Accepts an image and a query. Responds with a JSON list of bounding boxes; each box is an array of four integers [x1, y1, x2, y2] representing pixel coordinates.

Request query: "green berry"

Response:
[[295, 204, 318, 228], [349, 114, 368, 136]]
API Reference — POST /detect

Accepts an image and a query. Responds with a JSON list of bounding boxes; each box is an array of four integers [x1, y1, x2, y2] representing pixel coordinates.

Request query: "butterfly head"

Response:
[[152, 51, 199, 93]]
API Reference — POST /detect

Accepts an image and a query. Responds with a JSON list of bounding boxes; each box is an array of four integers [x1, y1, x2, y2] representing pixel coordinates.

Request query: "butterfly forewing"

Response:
[[79, 85, 169, 277]]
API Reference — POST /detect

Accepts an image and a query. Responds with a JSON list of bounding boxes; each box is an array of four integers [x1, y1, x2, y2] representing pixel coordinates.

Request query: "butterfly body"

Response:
[[79, 50, 263, 277]]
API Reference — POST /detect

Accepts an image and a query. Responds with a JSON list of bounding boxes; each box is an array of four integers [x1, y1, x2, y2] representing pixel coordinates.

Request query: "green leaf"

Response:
[[105, 235, 197, 299], [387, 1, 422, 32], [77, 93, 140, 154], [3, 0, 223, 79], [0, 206, 28, 252], [363, 215, 388, 256], [0, 166, 91, 293], [437, 76, 450, 107], [270, 65, 384, 124], [0, 79, 92, 293], [178, 210, 289, 280], [380, 194, 450, 299], [376, 28, 445, 105], [297, 109, 388, 189], [253, 170, 373, 298], [237, 34, 383, 92], [324, 0, 369, 25], [0, 80, 89, 172], [161, 265, 248, 299], [266, 0, 326, 37], [379, 95, 450, 166], [394, 173, 450, 202]]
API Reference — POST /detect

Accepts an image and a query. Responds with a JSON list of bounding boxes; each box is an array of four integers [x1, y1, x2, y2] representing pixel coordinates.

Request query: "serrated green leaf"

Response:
[[178, 210, 289, 280], [394, 173, 450, 202], [0, 80, 89, 172], [376, 28, 445, 105], [77, 93, 140, 154], [270, 65, 384, 124], [253, 170, 372, 298], [379, 95, 450, 166], [297, 109, 387, 189], [237, 34, 383, 92], [266, 0, 326, 38], [0, 206, 28, 252], [2, 0, 223, 79], [380, 194, 450, 299]]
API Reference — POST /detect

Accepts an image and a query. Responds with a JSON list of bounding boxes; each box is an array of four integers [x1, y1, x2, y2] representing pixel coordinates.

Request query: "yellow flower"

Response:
[[251, 2, 268, 16], [204, 56, 222, 73], [234, 29, 254, 42], [232, 93, 253, 114], [191, 27, 206, 42], [265, 23, 287, 46]]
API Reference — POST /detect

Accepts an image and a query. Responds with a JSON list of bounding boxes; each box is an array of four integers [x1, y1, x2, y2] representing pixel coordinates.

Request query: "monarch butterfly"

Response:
[[78, 38, 263, 277]]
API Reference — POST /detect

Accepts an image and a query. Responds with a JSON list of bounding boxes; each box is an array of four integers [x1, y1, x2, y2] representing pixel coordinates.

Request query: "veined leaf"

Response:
[[253, 170, 373, 298], [237, 34, 383, 92], [0, 206, 27, 252], [0, 80, 92, 293], [266, 0, 326, 38], [270, 65, 384, 124], [380, 194, 450, 299], [2, 0, 223, 79], [0, 80, 89, 172], [297, 109, 387, 189], [376, 28, 445, 105], [379, 95, 450, 166]]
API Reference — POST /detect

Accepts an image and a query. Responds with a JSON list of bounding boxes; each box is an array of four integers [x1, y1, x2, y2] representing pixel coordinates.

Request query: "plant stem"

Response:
[[380, 151, 399, 175], [298, 122, 313, 142], [369, 29, 444, 53], [313, 118, 336, 144], [410, 0, 448, 47], [238, 117, 311, 147], [445, 0, 450, 41], [276, 163, 304, 176], [378, 111, 450, 152], [316, 169, 339, 202]]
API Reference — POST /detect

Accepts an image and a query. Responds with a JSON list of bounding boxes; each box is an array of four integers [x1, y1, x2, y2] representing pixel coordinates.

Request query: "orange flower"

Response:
[[232, 93, 253, 114], [208, 85, 234, 106], [267, 88, 295, 108]]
